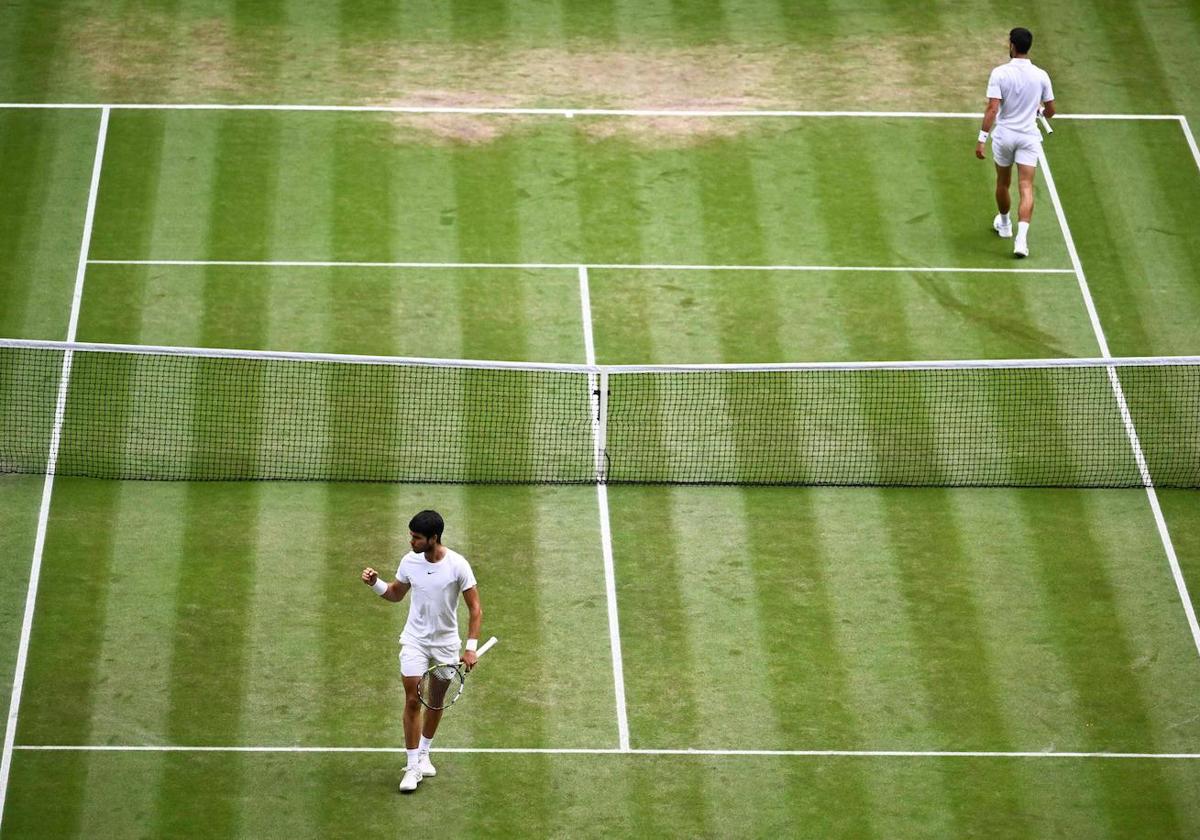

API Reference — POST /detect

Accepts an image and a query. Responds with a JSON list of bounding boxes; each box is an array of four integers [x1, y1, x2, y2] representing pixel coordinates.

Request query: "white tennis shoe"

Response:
[[418, 751, 437, 777], [398, 766, 423, 793], [993, 214, 1013, 238], [1013, 236, 1029, 258]]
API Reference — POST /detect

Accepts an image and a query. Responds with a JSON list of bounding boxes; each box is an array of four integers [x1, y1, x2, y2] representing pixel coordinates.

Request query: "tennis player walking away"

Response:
[[361, 509, 483, 793], [975, 27, 1055, 258]]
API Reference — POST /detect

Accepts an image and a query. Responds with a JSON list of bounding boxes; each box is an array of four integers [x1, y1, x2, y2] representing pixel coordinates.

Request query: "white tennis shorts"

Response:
[[399, 642, 460, 678], [992, 127, 1041, 167]]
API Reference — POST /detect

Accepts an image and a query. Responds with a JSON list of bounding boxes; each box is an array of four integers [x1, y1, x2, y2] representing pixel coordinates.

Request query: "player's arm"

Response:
[[461, 586, 483, 669], [975, 97, 1001, 159], [360, 567, 410, 602], [1041, 99, 1056, 120]]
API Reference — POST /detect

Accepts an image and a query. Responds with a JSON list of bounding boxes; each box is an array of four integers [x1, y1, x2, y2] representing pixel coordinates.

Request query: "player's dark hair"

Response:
[[409, 509, 444, 540], [1010, 27, 1033, 54]]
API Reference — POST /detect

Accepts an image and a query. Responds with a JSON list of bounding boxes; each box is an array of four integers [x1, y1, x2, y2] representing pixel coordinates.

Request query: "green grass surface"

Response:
[[7, 751, 1200, 839], [0, 109, 101, 340], [1, 0, 1199, 127], [88, 111, 1073, 268], [612, 485, 1200, 751], [0, 477, 42, 707], [2, 2, 1200, 837], [17, 481, 615, 750]]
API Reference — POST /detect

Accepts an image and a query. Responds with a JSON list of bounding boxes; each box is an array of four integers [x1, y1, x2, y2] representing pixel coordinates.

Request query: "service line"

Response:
[[87, 258, 1076, 275]]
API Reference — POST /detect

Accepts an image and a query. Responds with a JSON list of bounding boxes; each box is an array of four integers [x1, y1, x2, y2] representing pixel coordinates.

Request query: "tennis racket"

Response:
[[417, 636, 498, 710], [1038, 107, 1053, 136]]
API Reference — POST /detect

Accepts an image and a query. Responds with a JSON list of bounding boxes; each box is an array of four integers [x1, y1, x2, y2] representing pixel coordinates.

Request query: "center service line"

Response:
[[578, 265, 630, 752]]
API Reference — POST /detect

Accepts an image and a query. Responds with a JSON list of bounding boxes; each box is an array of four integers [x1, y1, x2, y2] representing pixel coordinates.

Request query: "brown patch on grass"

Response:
[[67, 13, 246, 100], [387, 114, 519, 146], [576, 116, 748, 148], [63, 9, 999, 116]]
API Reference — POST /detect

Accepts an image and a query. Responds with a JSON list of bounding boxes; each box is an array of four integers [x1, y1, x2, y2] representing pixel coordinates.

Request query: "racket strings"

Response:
[[418, 664, 465, 710]]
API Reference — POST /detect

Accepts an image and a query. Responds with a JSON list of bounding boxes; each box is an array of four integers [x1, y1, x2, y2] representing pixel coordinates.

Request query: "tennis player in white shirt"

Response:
[[975, 27, 1056, 258], [361, 509, 483, 793]]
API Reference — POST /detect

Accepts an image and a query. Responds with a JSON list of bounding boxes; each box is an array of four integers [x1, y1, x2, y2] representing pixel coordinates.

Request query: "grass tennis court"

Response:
[[3, 2, 1200, 837]]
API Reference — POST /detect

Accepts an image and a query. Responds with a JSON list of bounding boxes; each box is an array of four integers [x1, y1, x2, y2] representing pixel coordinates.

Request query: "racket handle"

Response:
[[1038, 109, 1053, 135], [475, 636, 499, 658]]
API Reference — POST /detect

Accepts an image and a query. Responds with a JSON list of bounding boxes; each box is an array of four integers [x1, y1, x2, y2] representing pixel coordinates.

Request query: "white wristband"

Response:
[[978, 130, 989, 143], [371, 578, 388, 596], [465, 638, 478, 652]]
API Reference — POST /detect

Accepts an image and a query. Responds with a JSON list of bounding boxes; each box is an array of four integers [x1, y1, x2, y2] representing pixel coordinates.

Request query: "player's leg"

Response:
[[398, 647, 427, 792], [401, 675, 423, 750], [1012, 155, 1038, 257], [1015, 163, 1036, 222], [991, 128, 1016, 238], [994, 163, 1013, 217], [416, 641, 459, 778]]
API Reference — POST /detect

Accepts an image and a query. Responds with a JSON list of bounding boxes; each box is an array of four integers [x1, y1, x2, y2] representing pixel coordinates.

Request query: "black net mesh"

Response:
[[2, 343, 1198, 487]]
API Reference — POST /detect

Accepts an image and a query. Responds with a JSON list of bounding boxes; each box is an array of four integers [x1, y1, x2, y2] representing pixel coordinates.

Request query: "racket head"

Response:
[[418, 662, 466, 710]]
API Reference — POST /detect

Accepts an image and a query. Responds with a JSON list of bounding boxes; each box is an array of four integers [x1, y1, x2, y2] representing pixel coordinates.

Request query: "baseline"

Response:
[[0, 102, 1187, 120], [0, 107, 111, 829], [12, 744, 1200, 760]]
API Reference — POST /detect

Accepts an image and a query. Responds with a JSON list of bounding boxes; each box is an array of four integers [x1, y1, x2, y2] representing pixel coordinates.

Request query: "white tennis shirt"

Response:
[[394, 549, 477, 648], [987, 58, 1055, 135]]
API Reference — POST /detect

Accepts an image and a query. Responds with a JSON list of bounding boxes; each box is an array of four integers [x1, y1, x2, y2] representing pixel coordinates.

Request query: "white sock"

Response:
[[1016, 221, 1030, 239], [1000, 212, 1011, 225], [407, 748, 419, 769], [419, 736, 433, 753]]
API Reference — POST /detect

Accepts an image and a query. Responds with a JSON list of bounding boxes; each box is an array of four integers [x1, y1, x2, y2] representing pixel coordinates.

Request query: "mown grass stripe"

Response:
[[154, 99, 282, 834], [563, 0, 617, 42], [11, 480, 121, 836], [0, 2, 64, 103], [806, 127, 974, 825], [1053, 122, 1200, 357], [0, 112, 51, 338], [741, 490, 879, 833], [80, 485, 190, 744], [79, 483, 188, 833], [450, 108, 557, 832], [608, 488, 714, 834], [697, 136, 877, 827], [388, 127, 461, 263], [1017, 492, 1186, 836]]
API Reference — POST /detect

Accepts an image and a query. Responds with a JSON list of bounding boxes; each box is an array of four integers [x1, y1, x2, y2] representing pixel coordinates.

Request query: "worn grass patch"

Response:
[[64, 10, 1003, 110]]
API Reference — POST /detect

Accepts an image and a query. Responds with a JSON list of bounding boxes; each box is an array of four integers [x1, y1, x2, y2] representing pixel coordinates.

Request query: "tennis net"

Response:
[[2, 339, 1198, 487]]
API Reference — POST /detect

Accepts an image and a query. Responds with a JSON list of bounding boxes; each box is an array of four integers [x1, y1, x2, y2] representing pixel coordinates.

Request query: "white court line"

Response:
[[578, 266, 630, 752], [1039, 147, 1200, 662], [11, 744, 1200, 759], [87, 258, 1076, 275], [1181, 117, 1200, 174], [6, 339, 1198, 375], [0, 102, 1187, 120], [0, 107, 110, 830]]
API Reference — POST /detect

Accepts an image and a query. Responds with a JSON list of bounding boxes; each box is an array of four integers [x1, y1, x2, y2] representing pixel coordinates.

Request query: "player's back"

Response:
[[988, 58, 1053, 135]]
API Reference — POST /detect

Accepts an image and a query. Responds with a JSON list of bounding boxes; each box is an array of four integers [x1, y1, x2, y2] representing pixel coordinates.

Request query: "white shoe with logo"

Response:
[[398, 766, 423, 793], [993, 214, 1013, 238], [418, 750, 437, 777]]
